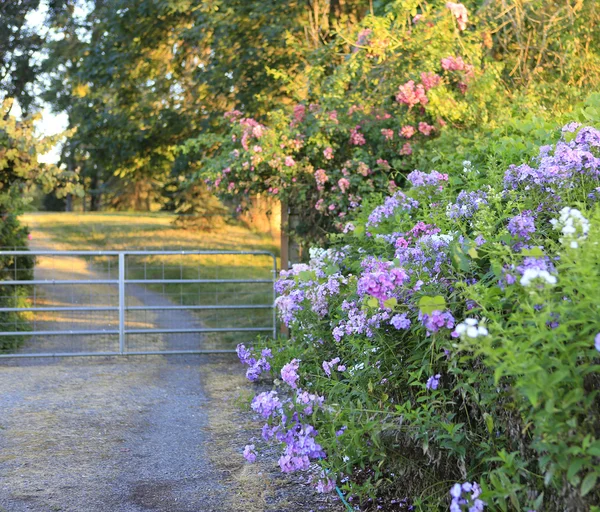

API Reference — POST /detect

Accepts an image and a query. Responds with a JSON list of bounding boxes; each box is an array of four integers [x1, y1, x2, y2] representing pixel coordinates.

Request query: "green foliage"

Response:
[[256, 119, 600, 509], [0, 102, 77, 350]]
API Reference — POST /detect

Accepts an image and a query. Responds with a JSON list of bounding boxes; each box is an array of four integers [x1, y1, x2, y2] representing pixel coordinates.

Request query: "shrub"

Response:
[[238, 122, 600, 510]]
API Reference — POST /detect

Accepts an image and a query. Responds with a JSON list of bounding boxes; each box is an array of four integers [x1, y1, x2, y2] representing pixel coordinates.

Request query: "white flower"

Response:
[[551, 207, 590, 249], [455, 318, 489, 339], [520, 268, 557, 286]]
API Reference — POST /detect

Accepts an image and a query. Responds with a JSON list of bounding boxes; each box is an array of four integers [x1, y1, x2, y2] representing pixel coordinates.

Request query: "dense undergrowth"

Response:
[[238, 118, 600, 510]]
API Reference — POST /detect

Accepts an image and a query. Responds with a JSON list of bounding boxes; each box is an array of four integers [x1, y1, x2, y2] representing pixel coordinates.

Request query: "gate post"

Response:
[[118, 252, 125, 354]]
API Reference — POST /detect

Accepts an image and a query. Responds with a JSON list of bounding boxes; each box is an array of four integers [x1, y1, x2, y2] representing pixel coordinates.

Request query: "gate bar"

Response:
[[118, 252, 125, 355], [125, 304, 272, 311], [0, 329, 119, 336], [125, 278, 272, 284], [126, 327, 273, 334], [0, 279, 118, 286], [0, 306, 119, 313]]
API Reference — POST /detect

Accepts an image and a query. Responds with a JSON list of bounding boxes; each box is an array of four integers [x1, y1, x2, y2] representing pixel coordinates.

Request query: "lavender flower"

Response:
[[391, 313, 411, 330], [419, 310, 455, 335], [243, 444, 257, 463], [281, 359, 300, 388], [367, 191, 419, 227], [322, 357, 341, 377], [251, 391, 282, 418], [449, 481, 485, 511], [407, 170, 449, 188], [446, 190, 488, 219], [508, 211, 536, 240], [426, 374, 441, 390], [595, 333, 600, 352]]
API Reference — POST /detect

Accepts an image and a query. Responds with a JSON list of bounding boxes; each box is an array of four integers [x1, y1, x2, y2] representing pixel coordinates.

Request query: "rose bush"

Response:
[[182, 0, 502, 249], [238, 121, 600, 510]]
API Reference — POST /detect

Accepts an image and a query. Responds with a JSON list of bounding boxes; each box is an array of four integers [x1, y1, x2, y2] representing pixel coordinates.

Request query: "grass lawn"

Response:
[[17, 212, 281, 348]]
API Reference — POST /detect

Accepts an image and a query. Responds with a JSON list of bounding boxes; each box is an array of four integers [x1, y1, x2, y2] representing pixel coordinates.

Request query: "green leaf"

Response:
[[581, 472, 597, 497], [567, 459, 585, 484], [467, 247, 479, 259], [297, 270, 317, 282], [383, 297, 397, 309], [483, 413, 494, 434], [418, 295, 446, 315], [521, 247, 545, 257], [366, 297, 379, 308]]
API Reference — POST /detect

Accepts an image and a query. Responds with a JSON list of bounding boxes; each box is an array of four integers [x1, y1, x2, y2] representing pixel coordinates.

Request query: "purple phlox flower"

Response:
[[367, 191, 419, 228], [281, 359, 301, 388], [243, 444, 257, 463], [251, 390, 282, 418], [391, 313, 411, 330], [419, 309, 455, 336], [450, 481, 485, 512], [278, 423, 326, 473], [595, 333, 600, 352], [295, 389, 325, 415], [446, 190, 488, 219], [508, 211, 536, 240], [238, 344, 272, 382], [407, 169, 449, 189], [262, 423, 278, 441], [275, 289, 305, 326], [322, 357, 341, 377], [306, 274, 346, 317], [236, 344, 254, 365], [575, 126, 600, 147], [562, 121, 581, 134], [426, 373, 441, 390], [316, 478, 336, 493], [357, 262, 409, 303]]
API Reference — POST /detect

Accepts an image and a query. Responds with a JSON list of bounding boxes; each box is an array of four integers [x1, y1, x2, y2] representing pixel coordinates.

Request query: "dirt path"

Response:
[[0, 234, 340, 511]]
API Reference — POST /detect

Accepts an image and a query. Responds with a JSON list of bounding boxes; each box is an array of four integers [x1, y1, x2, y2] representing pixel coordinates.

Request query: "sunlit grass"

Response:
[[19, 212, 280, 348]]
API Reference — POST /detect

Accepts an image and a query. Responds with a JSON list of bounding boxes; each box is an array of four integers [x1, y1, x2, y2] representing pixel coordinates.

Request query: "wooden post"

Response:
[[280, 201, 289, 271], [279, 201, 290, 338]]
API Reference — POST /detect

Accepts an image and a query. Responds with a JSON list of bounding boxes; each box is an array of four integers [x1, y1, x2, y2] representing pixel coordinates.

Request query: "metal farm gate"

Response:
[[0, 250, 277, 358]]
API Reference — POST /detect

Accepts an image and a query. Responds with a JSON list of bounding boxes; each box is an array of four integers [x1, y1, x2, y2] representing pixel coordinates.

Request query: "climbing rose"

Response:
[[418, 122, 435, 136], [446, 2, 468, 30], [420, 71, 442, 90], [381, 128, 394, 140], [338, 178, 350, 193], [400, 143, 412, 155], [350, 126, 366, 146], [400, 125, 416, 139], [396, 80, 428, 108]]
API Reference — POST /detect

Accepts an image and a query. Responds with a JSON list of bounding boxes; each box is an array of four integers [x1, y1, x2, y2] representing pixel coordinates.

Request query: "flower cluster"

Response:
[[419, 310, 455, 335], [446, 2, 469, 31], [237, 344, 273, 381], [450, 482, 485, 512], [453, 318, 488, 339], [396, 80, 428, 108], [243, 123, 600, 509], [357, 262, 409, 303], [367, 191, 419, 227], [446, 190, 488, 219], [507, 211, 536, 240], [550, 206, 590, 248], [407, 169, 449, 189]]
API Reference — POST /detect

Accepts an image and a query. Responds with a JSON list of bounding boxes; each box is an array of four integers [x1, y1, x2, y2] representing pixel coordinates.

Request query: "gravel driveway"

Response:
[[0, 243, 341, 512]]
